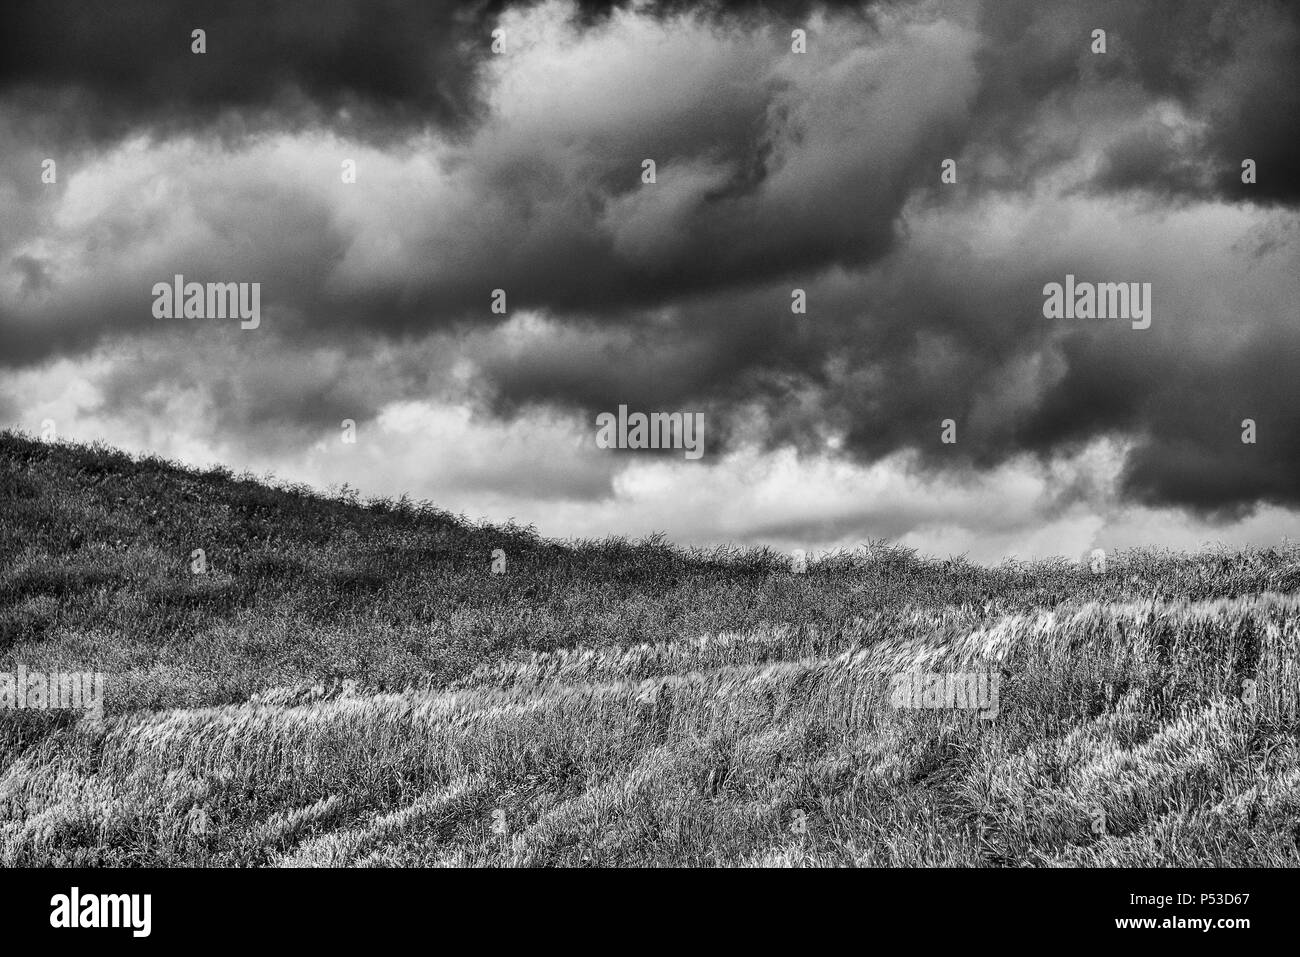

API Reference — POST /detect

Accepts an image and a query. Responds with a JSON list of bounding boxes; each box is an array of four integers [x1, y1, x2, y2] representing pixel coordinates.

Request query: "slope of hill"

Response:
[[2, 430, 1299, 866]]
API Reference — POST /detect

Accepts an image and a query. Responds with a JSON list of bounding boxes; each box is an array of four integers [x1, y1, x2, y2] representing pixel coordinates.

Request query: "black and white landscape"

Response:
[[2, 0, 1299, 877]]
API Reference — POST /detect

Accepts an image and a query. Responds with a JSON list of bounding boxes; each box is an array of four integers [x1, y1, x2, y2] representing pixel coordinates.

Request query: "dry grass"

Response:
[[3, 430, 1299, 866]]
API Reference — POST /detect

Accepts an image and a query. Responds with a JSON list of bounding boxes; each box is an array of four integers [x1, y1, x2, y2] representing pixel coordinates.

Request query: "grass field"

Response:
[[3, 429, 1299, 866]]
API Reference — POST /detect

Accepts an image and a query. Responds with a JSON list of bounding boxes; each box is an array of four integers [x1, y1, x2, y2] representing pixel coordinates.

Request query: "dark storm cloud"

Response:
[[974, 0, 1300, 206], [1117, 331, 1300, 516], [1105, 0, 1300, 207], [3, 0, 1300, 523], [781, 229, 1300, 515], [1, 2, 976, 365], [0, 0, 503, 142], [0, 0, 879, 145]]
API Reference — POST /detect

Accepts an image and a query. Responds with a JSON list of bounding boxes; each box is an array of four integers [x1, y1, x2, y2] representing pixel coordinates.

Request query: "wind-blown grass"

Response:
[[2, 430, 1298, 866]]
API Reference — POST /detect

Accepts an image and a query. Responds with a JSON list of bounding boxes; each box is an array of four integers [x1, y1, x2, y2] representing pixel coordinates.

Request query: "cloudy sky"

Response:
[[2, 0, 1298, 562]]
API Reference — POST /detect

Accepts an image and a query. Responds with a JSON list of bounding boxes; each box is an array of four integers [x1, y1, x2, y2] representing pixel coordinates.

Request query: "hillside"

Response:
[[2, 430, 1299, 866]]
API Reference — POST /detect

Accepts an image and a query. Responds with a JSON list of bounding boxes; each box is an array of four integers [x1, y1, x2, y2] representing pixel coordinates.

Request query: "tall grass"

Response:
[[2, 430, 1298, 866]]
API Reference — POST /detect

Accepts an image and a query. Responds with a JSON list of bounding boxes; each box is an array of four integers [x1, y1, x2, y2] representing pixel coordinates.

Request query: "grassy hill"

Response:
[[2, 429, 1299, 866]]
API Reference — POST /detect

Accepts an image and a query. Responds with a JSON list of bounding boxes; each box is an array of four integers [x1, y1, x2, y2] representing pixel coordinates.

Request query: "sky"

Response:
[[2, 0, 1298, 563]]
